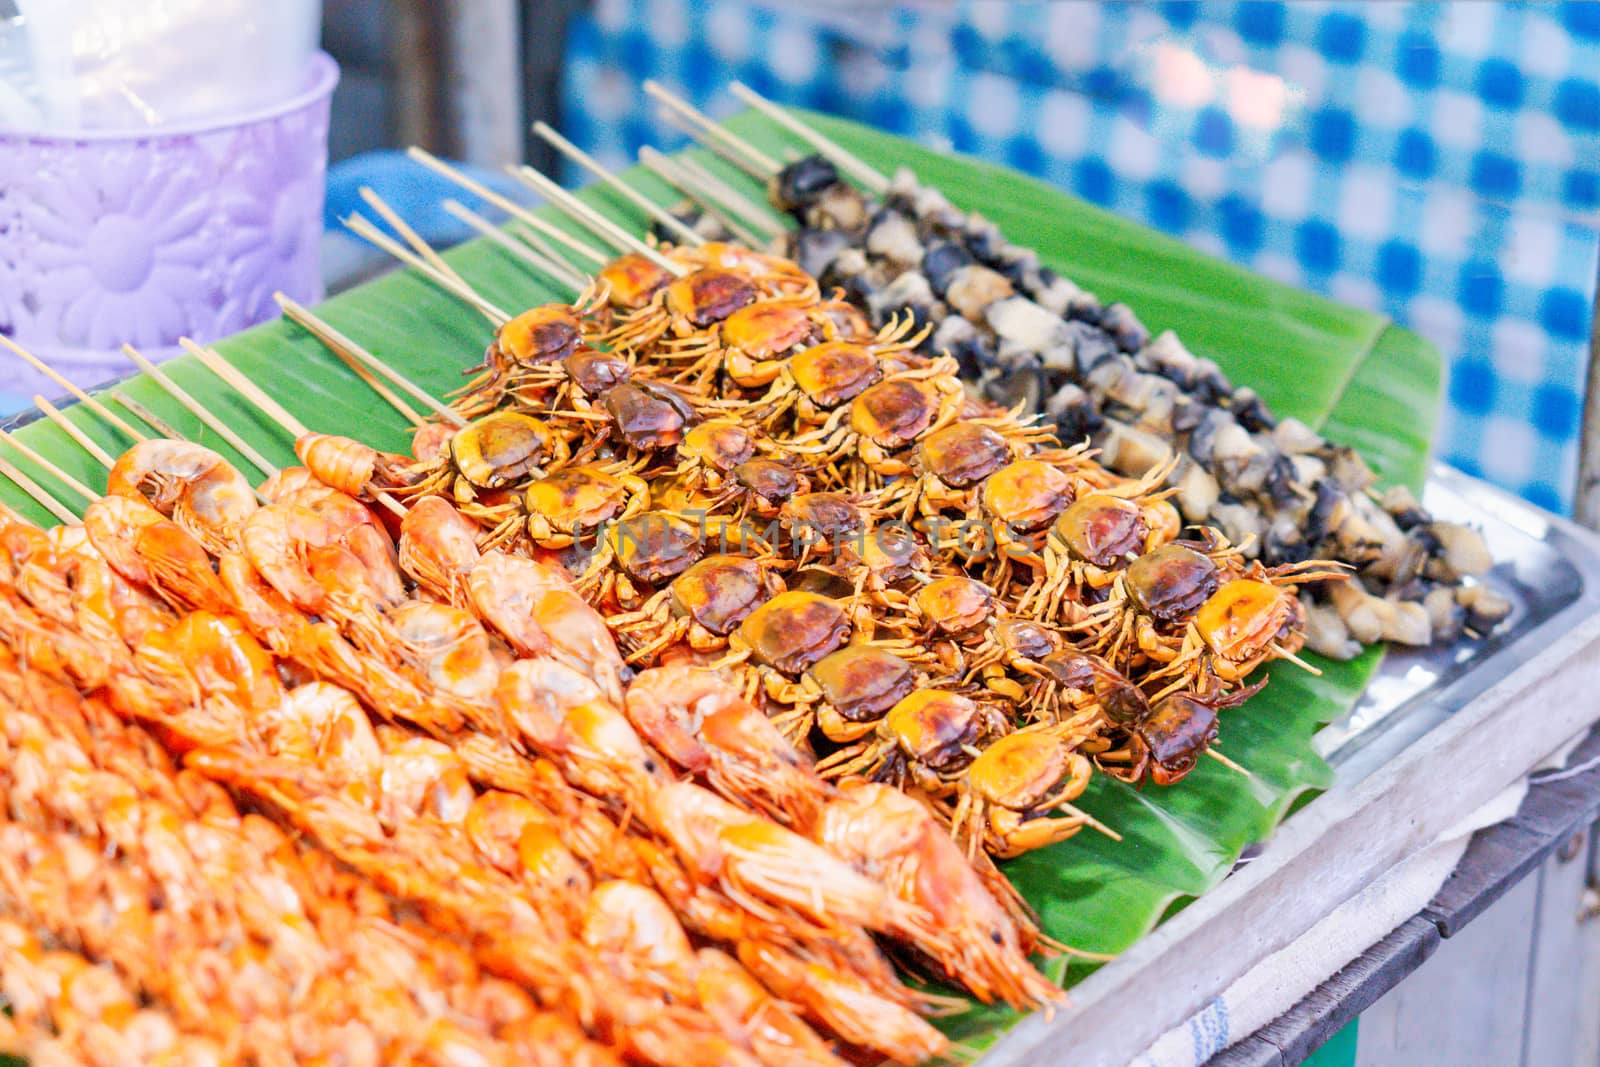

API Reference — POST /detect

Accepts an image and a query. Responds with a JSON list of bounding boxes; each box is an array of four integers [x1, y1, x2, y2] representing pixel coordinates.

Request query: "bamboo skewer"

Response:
[[729, 81, 890, 192], [669, 154, 786, 238], [358, 187, 472, 295], [179, 339, 406, 518], [0, 428, 97, 505], [533, 120, 704, 246], [512, 165, 684, 275], [639, 147, 765, 247], [344, 214, 513, 326], [267, 302, 430, 430], [1206, 748, 1251, 776], [642, 79, 782, 175], [509, 220, 592, 285], [275, 295, 468, 430], [406, 146, 609, 268], [33, 396, 114, 469], [1059, 802, 1121, 842], [0, 456, 77, 523], [444, 201, 586, 292], [0, 334, 148, 442], [654, 107, 772, 182], [122, 346, 283, 478], [110, 393, 183, 442], [178, 340, 311, 438]]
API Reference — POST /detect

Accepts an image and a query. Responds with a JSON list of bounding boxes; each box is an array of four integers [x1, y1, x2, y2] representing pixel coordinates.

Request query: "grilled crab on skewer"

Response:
[[814, 688, 1012, 797], [454, 292, 605, 417], [891, 420, 1074, 521], [1093, 680, 1263, 787], [607, 553, 786, 665], [764, 643, 924, 744]]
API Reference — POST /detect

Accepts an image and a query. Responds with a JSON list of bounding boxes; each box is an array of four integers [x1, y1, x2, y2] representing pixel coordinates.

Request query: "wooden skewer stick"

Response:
[[179, 339, 406, 519], [533, 120, 704, 246], [122, 345, 283, 477], [654, 107, 772, 182], [639, 147, 765, 247], [0, 455, 78, 523], [0, 334, 148, 442], [275, 295, 468, 430], [179, 339, 310, 437], [344, 214, 513, 326], [729, 81, 890, 193], [1206, 748, 1251, 776], [406, 146, 609, 267], [1060, 802, 1122, 842], [358, 186, 472, 294], [670, 153, 786, 238], [642, 79, 782, 176], [264, 303, 430, 430], [110, 393, 183, 442], [1269, 643, 1323, 676], [0, 428, 97, 504], [512, 165, 684, 275], [442, 200, 584, 293], [33, 396, 114, 468], [509, 217, 592, 285]]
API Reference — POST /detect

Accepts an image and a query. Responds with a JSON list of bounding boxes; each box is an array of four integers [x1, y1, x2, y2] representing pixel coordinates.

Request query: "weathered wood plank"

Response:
[[1526, 829, 1599, 1067], [1354, 873, 1540, 1067], [1235, 917, 1439, 1067]]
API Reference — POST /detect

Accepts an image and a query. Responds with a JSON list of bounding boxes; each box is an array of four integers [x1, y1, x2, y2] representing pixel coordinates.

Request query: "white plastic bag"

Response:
[[2, 0, 321, 130]]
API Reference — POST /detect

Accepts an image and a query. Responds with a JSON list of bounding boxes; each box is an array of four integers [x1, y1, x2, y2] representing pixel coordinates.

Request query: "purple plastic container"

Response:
[[0, 52, 339, 397]]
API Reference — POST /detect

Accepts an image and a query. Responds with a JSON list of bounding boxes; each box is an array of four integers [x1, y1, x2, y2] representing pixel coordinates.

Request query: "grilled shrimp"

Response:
[[646, 780, 934, 941], [468, 551, 627, 704], [624, 664, 831, 827], [387, 601, 504, 705], [816, 780, 1065, 1009], [398, 496, 482, 604], [494, 659, 665, 805], [735, 939, 947, 1067], [105, 440, 257, 555]]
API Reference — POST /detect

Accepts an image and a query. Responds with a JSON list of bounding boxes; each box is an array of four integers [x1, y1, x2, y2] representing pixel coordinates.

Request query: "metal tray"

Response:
[[1318, 463, 1600, 785]]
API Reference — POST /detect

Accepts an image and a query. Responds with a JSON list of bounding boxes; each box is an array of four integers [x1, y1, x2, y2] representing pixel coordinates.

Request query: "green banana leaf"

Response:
[[0, 110, 1439, 1053]]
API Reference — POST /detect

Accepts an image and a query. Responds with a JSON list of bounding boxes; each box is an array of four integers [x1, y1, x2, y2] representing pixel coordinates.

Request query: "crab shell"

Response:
[[496, 305, 583, 366], [722, 301, 816, 359], [732, 459, 805, 510], [881, 690, 990, 773], [450, 412, 553, 489], [1193, 578, 1300, 680], [599, 253, 673, 310], [562, 348, 631, 396], [664, 268, 758, 327], [679, 420, 756, 474], [604, 382, 692, 452], [981, 459, 1076, 532], [966, 728, 1091, 812], [788, 342, 883, 409], [737, 590, 852, 674], [913, 576, 996, 637], [849, 379, 939, 450], [808, 645, 918, 726], [1125, 543, 1220, 624], [917, 423, 1010, 489], [608, 512, 704, 584], [667, 555, 777, 637], [1053, 494, 1148, 568], [1137, 692, 1221, 784], [524, 466, 631, 533]]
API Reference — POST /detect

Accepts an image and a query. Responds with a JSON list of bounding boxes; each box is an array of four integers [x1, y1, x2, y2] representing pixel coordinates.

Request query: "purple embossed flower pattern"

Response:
[[0, 55, 335, 398]]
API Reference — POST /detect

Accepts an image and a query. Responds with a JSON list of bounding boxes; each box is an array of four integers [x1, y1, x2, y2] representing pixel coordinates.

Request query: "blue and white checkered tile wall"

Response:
[[562, 0, 1600, 515]]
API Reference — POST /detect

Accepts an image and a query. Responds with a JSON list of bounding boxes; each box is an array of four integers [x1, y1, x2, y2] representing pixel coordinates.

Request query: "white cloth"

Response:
[[1127, 729, 1592, 1067]]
